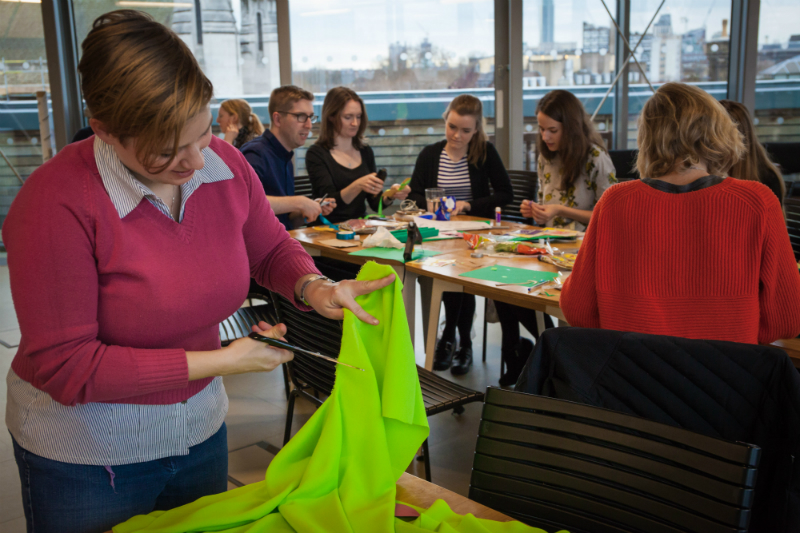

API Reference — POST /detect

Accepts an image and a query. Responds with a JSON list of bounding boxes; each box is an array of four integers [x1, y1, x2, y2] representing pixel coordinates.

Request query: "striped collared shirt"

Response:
[[5, 137, 234, 465], [437, 149, 472, 202]]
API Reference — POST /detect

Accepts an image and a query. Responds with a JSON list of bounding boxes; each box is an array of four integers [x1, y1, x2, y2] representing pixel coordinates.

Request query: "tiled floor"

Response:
[[0, 266, 529, 531]]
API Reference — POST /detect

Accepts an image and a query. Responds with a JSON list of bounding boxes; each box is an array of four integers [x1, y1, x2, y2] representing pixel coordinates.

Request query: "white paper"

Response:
[[413, 217, 493, 232]]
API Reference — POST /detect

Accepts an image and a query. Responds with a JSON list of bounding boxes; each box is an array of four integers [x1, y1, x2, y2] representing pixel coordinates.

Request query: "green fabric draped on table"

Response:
[[114, 262, 547, 533]]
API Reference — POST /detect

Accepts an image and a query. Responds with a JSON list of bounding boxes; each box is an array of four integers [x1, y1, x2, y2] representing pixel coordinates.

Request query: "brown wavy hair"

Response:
[[220, 99, 265, 139], [537, 90, 606, 191], [78, 10, 213, 173], [443, 94, 488, 166], [316, 87, 368, 151], [720, 99, 784, 201], [636, 83, 744, 178]]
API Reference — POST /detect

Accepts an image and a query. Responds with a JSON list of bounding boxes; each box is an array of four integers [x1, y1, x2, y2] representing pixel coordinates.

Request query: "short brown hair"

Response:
[[220, 99, 265, 138], [443, 94, 488, 166], [537, 90, 606, 191], [268, 85, 314, 121], [720, 99, 785, 201], [316, 87, 368, 151], [78, 10, 213, 172], [636, 83, 744, 178]]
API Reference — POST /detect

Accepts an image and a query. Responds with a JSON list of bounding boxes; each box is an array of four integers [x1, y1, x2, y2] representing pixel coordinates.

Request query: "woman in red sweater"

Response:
[[560, 82, 800, 344], [3, 11, 393, 533]]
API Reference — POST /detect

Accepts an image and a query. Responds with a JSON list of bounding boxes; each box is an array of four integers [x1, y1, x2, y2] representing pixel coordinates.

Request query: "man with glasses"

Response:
[[242, 85, 335, 230]]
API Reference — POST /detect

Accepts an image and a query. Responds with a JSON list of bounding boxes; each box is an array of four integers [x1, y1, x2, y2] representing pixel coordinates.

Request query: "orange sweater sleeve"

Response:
[[758, 193, 800, 344], [560, 198, 602, 328]]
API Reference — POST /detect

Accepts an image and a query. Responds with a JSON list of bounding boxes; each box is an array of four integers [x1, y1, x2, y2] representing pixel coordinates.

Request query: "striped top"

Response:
[[436, 149, 472, 201], [4, 136, 232, 465]]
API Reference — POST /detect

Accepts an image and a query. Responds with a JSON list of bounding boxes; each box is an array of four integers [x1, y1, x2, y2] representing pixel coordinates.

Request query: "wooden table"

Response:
[[291, 218, 800, 371], [396, 472, 514, 522]]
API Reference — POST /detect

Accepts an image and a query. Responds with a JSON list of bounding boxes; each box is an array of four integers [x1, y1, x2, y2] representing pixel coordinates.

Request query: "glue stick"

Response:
[[495, 206, 502, 225]]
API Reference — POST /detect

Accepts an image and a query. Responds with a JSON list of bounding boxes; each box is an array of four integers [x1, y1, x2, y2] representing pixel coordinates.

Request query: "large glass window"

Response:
[[522, 0, 615, 170], [627, 0, 732, 148], [1, 0, 50, 229], [71, 0, 281, 136], [289, 0, 494, 185], [755, 0, 800, 150]]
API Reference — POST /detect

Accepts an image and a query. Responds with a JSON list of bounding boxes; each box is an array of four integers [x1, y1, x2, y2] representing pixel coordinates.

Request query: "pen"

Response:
[[248, 331, 364, 371]]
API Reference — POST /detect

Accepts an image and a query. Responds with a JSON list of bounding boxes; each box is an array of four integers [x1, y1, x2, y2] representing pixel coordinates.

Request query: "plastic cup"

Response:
[[425, 188, 445, 214]]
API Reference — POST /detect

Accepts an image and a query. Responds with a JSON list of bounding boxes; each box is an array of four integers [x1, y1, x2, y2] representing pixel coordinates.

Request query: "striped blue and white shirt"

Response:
[[437, 149, 472, 202], [5, 137, 234, 465]]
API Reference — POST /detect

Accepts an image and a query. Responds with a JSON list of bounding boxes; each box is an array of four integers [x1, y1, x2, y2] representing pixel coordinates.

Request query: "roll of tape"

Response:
[[336, 231, 355, 240]]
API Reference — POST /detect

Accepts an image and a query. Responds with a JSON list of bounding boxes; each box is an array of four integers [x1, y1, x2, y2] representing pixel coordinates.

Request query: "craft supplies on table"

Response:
[[337, 230, 355, 240], [413, 217, 493, 232], [391, 227, 439, 243], [349, 247, 443, 263]]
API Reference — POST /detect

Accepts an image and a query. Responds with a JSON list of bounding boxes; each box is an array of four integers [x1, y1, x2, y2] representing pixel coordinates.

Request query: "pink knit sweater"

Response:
[[3, 136, 319, 406]]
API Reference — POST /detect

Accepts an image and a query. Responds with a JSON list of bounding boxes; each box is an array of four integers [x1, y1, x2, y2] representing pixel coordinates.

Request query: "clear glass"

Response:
[[521, 0, 615, 169], [0, 1, 51, 229], [755, 0, 800, 161], [425, 187, 445, 214], [70, 0, 281, 137], [290, 0, 495, 188], [627, 0, 733, 148]]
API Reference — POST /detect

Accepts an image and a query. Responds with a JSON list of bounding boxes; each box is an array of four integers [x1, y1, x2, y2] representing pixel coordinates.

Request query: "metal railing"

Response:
[[1, 58, 49, 100]]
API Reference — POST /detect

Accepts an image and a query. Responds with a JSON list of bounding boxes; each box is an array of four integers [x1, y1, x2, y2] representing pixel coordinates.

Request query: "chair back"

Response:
[[786, 194, 800, 260], [294, 175, 314, 199], [608, 149, 639, 182], [503, 170, 537, 224], [764, 142, 800, 175], [219, 279, 277, 346], [470, 387, 760, 533], [270, 291, 340, 395]]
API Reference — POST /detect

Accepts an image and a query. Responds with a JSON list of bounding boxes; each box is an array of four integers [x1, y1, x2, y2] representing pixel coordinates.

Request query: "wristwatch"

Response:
[[299, 274, 335, 306]]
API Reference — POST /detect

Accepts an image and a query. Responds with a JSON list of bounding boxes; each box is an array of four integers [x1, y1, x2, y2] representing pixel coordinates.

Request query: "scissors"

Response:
[[248, 331, 364, 371]]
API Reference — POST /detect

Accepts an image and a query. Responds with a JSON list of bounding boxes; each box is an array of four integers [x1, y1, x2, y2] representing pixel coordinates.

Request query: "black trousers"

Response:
[[441, 292, 476, 347], [494, 300, 554, 353]]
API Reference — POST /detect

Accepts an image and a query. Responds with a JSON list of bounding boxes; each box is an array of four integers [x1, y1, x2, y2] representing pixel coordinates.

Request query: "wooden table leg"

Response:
[[422, 278, 464, 370]]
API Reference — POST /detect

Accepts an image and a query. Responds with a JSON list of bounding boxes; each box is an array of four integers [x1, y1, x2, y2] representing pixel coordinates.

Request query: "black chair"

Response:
[[764, 142, 800, 175], [607, 149, 639, 182], [470, 387, 761, 533], [219, 279, 290, 399], [294, 174, 314, 199], [502, 170, 538, 224], [270, 291, 484, 482], [785, 195, 800, 260]]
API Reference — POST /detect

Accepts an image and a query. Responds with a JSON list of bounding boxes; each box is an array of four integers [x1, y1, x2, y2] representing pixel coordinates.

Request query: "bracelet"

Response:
[[299, 274, 335, 306]]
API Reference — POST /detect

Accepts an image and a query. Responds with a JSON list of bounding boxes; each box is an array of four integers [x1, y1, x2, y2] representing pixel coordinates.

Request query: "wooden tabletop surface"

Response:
[[290, 217, 800, 368], [396, 472, 514, 522]]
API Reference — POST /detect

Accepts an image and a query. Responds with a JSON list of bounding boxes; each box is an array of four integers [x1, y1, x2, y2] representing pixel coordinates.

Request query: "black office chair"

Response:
[[270, 291, 484, 482], [293, 174, 314, 199], [785, 195, 800, 260], [219, 279, 290, 399], [764, 142, 800, 175], [470, 387, 761, 533], [607, 149, 639, 182]]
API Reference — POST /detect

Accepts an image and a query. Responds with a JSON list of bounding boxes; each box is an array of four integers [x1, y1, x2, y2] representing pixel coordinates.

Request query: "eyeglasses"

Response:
[[281, 112, 318, 124]]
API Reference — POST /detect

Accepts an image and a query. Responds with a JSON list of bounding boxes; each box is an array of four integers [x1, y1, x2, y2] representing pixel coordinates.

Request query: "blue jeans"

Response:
[[12, 423, 228, 533]]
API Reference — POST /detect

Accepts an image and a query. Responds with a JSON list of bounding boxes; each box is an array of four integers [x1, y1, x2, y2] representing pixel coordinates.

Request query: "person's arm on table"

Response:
[[530, 203, 593, 227], [560, 199, 603, 328], [757, 191, 800, 343]]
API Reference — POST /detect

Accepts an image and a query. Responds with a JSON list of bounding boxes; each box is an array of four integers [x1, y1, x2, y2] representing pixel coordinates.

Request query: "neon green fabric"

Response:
[[114, 262, 549, 533]]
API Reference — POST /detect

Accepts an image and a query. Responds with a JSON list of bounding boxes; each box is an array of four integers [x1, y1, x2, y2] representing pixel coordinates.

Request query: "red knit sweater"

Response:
[[561, 178, 800, 344], [3, 136, 319, 406]]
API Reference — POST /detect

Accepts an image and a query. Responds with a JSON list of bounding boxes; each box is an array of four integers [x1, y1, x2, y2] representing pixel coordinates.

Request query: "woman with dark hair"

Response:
[[217, 98, 265, 148], [306, 86, 410, 223], [3, 12, 393, 533], [495, 90, 617, 387], [407, 94, 513, 376], [720, 99, 785, 205], [561, 82, 800, 343]]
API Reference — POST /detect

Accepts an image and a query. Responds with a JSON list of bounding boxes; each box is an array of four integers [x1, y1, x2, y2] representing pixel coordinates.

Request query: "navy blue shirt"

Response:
[[241, 130, 295, 230]]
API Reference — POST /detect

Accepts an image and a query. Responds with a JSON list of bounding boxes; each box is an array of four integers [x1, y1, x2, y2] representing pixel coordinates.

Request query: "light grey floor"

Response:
[[0, 267, 528, 531]]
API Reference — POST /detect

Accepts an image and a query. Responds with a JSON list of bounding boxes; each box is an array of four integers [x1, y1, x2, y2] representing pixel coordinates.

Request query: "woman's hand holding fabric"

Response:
[[304, 274, 396, 325]]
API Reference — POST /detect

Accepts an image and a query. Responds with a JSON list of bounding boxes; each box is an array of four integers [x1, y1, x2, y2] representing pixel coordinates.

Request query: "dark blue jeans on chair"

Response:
[[12, 423, 228, 533]]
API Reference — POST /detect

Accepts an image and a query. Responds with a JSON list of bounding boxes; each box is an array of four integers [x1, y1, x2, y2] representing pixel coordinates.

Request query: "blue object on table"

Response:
[[319, 215, 338, 230]]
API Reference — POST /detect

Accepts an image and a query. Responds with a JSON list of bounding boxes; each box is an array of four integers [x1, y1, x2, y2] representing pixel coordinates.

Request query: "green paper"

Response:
[[460, 265, 557, 285], [349, 247, 443, 262], [391, 227, 439, 243], [113, 263, 549, 533]]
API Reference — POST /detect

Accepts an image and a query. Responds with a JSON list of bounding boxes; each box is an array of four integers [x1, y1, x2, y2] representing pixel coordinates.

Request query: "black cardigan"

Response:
[[407, 140, 513, 218], [306, 144, 384, 223]]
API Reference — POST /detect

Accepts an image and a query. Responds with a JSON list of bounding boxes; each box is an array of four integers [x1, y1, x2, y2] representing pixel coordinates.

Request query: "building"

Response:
[[541, 0, 554, 45]]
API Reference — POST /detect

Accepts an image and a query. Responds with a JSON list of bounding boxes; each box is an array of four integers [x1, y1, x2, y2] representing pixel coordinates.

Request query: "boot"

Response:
[[433, 338, 456, 371], [499, 337, 533, 387], [451, 346, 473, 375]]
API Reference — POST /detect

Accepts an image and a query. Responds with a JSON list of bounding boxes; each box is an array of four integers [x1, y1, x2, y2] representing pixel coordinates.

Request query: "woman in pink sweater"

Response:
[[3, 11, 392, 533]]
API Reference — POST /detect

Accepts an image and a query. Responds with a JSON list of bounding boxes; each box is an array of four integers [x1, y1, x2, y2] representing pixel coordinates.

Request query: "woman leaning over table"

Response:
[[494, 89, 617, 387], [3, 11, 393, 533], [407, 94, 513, 376], [216, 98, 265, 149], [561, 82, 800, 343], [306, 87, 410, 224]]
